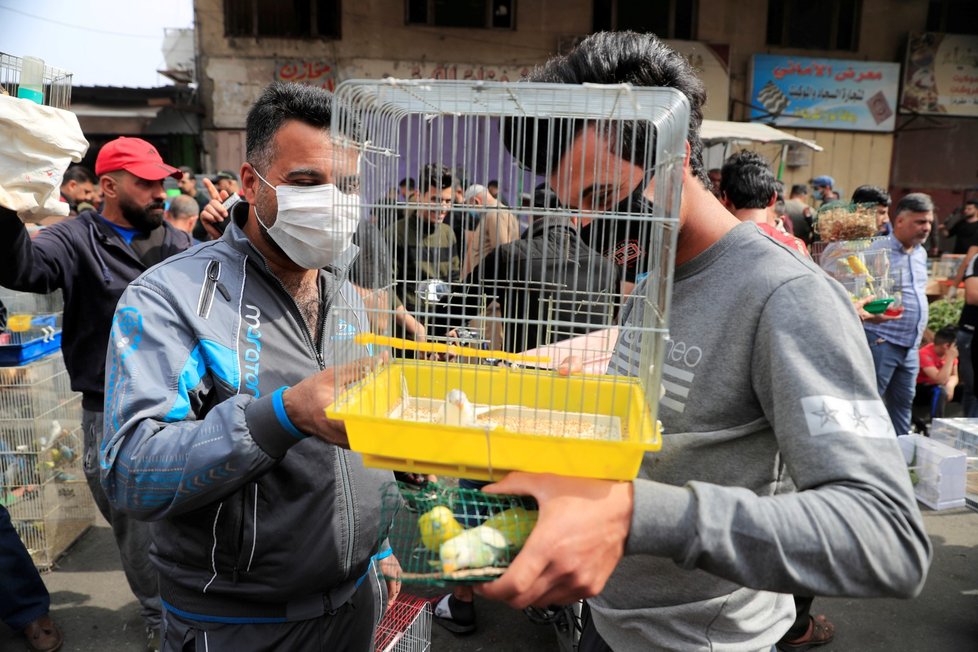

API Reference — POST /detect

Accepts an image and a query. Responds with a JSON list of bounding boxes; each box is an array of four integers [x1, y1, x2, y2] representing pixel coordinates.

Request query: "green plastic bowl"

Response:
[[863, 298, 895, 314]]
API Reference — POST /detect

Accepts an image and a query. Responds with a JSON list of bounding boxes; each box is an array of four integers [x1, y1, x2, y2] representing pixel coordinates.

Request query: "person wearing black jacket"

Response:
[[448, 212, 619, 355], [0, 137, 189, 651]]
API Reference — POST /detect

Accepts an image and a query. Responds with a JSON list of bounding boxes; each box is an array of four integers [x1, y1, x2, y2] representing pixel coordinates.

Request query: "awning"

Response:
[[700, 120, 823, 152]]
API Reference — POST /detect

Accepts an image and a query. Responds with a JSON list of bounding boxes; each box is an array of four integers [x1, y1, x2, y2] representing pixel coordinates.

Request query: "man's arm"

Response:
[[479, 274, 930, 608], [101, 278, 374, 520], [0, 205, 74, 292], [100, 280, 290, 520]]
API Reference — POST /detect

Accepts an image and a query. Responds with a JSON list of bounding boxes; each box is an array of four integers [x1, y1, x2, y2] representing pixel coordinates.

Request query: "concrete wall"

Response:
[[696, 0, 933, 200], [195, 0, 594, 168], [195, 0, 969, 199]]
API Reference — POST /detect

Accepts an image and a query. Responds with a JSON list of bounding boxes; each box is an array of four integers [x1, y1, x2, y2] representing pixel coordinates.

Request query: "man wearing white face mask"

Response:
[[100, 82, 401, 651]]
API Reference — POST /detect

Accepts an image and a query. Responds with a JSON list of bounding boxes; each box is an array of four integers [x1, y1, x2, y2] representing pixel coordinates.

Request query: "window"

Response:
[[406, 1, 515, 30], [224, 0, 341, 39], [766, 0, 860, 51], [592, 0, 696, 40], [927, 0, 978, 35]]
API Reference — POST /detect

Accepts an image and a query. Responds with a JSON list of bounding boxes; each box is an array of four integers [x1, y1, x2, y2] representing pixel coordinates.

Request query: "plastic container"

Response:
[[327, 360, 661, 481], [15, 56, 44, 104]]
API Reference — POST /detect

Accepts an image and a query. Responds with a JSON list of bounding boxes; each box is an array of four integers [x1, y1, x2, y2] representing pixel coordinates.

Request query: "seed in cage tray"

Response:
[[439, 525, 508, 574]]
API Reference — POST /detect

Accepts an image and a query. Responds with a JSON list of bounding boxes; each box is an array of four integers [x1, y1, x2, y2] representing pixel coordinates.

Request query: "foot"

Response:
[[432, 594, 477, 635], [145, 627, 161, 652], [23, 614, 63, 652], [777, 614, 835, 651]]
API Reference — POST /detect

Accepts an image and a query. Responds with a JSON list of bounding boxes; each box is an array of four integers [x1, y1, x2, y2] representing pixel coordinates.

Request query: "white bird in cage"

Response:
[[438, 389, 478, 427]]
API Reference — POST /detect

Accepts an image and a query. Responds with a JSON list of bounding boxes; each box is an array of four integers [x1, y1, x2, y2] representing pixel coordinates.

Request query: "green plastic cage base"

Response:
[[380, 481, 538, 586]]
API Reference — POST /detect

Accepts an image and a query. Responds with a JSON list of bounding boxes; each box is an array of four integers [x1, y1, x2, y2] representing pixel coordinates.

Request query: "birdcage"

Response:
[[0, 353, 93, 569], [374, 593, 432, 652], [326, 79, 688, 481], [0, 52, 73, 110], [0, 287, 65, 365], [380, 480, 537, 585]]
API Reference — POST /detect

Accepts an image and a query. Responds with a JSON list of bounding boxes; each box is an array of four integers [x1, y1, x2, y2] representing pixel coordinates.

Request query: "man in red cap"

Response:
[[0, 136, 191, 652]]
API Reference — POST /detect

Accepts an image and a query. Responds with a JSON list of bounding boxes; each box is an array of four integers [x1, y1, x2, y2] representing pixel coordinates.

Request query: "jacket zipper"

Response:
[[251, 248, 359, 575], [197, 260, 230, 318]]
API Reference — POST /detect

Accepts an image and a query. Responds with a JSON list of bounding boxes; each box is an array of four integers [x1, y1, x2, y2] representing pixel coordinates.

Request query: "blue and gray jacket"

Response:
[[100, 213, 394, 622]]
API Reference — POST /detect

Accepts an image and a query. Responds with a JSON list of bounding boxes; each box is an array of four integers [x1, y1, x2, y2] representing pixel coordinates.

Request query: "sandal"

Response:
[[777, 614, 835, 651]]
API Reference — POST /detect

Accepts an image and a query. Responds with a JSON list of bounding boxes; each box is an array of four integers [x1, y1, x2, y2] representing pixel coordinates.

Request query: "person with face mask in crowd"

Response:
[[99, 82, 400, 651], [0, 136, 191, 652]]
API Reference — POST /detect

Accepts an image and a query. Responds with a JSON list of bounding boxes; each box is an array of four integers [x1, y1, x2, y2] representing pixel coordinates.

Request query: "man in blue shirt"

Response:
[[864, 193, 935, 436]]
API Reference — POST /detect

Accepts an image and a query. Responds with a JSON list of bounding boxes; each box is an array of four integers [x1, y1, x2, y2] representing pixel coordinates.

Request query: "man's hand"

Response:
[[378, 554, 402, 608], [854, 296, 902, 324], [200, 178, 230, 240], [282, 355, 385, 447], [474, 473, 633, 609], [945, 342, 959, 362]]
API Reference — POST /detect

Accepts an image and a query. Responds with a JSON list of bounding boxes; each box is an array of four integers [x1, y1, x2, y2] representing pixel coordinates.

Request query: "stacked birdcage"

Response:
[[0, 351, 92, 568], [1, 287, 89, 569], [327, 79, 687, 485], [0, 52, 73, 109], [0, 287, 65, 366], [374, 593, 432, 652], [812, 202, 902, 316]]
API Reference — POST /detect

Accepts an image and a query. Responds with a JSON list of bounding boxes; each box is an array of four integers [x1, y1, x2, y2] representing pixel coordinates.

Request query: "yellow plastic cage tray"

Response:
[[326, 360, 661, 481]]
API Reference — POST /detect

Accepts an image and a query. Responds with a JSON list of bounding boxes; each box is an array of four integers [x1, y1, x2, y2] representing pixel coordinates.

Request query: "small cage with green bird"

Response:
[[381, 481, 539, 585]]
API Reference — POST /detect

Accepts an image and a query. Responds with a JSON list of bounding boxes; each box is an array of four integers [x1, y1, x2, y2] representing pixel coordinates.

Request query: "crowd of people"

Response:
[[0, 31, 942, 652]]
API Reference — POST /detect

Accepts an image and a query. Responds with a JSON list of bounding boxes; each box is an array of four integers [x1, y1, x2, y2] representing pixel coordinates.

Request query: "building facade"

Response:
[[194, 0, 977, 219]]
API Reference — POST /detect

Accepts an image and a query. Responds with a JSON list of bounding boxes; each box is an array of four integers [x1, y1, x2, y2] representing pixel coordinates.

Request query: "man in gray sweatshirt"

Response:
[[478, 32, 931, 652]]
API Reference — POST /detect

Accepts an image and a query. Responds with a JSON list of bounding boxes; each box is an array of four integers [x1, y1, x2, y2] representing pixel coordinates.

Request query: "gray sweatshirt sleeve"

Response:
[[625, 273, 932, 598], [100, 279, 306, 521]]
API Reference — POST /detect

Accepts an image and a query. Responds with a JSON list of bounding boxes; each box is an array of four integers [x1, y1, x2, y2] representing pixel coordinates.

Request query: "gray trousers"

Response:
[[82, 409, 162, 630], [161, 570, 383, 652]]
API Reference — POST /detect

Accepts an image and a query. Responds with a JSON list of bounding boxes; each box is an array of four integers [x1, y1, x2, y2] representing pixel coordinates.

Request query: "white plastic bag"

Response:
[[0, 95, 89, 221]]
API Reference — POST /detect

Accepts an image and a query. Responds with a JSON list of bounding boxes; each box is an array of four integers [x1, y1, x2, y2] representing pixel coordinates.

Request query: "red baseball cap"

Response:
[[95, 137, 182, 180]]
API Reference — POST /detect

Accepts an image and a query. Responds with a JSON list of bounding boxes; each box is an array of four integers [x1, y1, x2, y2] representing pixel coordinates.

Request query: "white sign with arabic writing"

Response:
[[750, 54, 900, 132]]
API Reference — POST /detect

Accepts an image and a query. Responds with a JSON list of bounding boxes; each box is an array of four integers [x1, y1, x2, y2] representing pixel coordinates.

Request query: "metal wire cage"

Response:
[[374, 593, 432, 652], [0, 52, 73, 110], [326, 79, 688, 480], [0, 353, 93, 569], [380, 480, 538, 585]]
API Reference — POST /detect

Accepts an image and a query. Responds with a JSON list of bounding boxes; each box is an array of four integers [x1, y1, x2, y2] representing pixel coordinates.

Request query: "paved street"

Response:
[[2, 507, 976, 651]]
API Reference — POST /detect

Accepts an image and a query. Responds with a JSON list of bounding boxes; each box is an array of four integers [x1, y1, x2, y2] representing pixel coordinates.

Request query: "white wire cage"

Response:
[[373, 594, 432, 652], [0, 353, 93, 569], [327, 79, 689, 481], [0, 52, 73, 110]]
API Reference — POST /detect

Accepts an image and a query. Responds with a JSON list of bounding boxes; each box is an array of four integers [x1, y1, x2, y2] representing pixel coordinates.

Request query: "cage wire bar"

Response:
[[0, 352, 92, 569], [327, 79, 688, 481], [0, 53, 73, 110], [374, 593, 432, 652]]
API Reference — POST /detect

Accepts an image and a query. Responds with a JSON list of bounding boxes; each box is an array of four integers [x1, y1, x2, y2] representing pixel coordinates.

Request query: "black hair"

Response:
[[419, 163, 455, 195], [62, 164, 95, 185], [895, 192, 934, 215], [399, 177, 417, 190], [934, 326, 957, 346], [487, 179, 499, 188], [851, 185, 891, 207], [178, 165, 196, 180], [505, 31, 709, 187], [790, 184, 808, 196], [246, 82, 334, 172], [966, 199, 978, 207], [719, 151, 777, 210]]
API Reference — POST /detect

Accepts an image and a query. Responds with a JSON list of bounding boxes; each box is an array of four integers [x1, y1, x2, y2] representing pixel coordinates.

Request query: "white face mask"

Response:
[[253, 169, 360, 269]]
